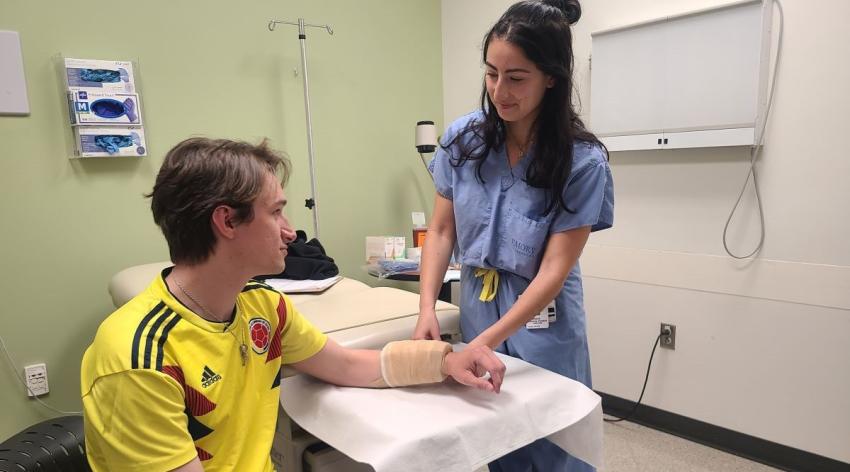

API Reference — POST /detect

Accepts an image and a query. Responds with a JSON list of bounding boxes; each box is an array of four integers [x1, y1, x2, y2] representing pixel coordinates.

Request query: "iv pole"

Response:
[[268, 18, 333, 239]]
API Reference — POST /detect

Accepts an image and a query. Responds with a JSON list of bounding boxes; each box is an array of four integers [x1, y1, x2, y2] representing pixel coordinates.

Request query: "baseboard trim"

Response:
[[598, 392, 850, 472]]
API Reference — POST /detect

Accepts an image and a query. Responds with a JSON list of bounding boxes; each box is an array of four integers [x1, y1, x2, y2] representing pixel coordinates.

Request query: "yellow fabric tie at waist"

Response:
[[474, 268, 499, 302]]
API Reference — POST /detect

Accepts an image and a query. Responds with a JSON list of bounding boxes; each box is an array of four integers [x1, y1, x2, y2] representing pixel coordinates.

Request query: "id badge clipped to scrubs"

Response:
[[526, 300, 556, 329]]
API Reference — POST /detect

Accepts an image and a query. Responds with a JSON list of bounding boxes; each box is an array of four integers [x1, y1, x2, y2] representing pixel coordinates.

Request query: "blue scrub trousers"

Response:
[[459, 265, 595, 472]]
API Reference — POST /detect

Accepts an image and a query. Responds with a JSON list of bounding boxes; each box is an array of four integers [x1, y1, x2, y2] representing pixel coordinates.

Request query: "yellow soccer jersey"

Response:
[[81, 268, 327, 472]]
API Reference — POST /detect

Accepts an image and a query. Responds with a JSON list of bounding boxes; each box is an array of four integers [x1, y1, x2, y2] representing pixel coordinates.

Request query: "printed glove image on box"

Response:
[[68, 91, 142, 125], [74, 127, 147, 158]]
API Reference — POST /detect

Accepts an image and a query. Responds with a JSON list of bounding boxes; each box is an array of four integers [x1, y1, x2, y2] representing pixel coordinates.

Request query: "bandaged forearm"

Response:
[[369, 340, 452, 388]]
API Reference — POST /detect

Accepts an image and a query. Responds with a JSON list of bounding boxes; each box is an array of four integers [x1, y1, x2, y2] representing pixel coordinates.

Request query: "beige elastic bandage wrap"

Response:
[[369, 340, 453, 388]]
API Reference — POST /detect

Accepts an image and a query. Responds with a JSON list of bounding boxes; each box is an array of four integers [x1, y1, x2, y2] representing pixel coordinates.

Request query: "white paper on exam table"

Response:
[[264, 276, 342, 293], [281, 346, 603, 472], [444, 269, 460, 282]]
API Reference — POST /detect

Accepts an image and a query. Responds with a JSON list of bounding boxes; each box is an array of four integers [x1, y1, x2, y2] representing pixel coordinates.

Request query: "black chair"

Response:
[[0, 416, 90, 472]]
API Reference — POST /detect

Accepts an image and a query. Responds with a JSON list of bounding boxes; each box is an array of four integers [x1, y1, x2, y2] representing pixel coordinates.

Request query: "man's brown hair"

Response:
[[147, 137, 290, 264]]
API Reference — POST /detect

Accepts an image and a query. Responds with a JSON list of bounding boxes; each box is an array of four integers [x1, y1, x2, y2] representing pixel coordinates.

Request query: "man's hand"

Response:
[[441, 345, 505, 393]]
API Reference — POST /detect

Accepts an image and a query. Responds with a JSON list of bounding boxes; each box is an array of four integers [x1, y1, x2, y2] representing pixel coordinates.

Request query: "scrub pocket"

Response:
[[497, 205, 551, 278]]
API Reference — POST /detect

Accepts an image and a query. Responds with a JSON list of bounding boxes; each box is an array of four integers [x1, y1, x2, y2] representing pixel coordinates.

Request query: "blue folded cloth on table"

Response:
[[378, 258, 419, 274]]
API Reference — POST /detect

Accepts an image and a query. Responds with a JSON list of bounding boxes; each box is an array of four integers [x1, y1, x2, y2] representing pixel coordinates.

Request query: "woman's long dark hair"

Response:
[[445, 0, 603, 216]]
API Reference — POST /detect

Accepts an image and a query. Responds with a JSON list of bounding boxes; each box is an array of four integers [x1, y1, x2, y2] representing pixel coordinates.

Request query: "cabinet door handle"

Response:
[[663, 138, 669, 145], [657, 138, 662, 145]]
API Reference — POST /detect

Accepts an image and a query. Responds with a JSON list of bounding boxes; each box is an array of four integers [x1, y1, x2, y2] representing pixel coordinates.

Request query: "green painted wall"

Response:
[[0, 0, 442, 438]]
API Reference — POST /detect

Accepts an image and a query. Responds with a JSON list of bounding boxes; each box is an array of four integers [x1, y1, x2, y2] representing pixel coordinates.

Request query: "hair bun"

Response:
[[543, 0, 582, 25]]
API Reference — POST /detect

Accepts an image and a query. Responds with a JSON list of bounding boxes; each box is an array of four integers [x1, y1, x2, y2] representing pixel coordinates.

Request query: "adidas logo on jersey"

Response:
[[201, 365, 222, 388]]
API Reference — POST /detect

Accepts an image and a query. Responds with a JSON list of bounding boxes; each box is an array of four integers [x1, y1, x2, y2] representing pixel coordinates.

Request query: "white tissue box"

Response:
[[366, 236, 392, 263], [366, 236, 406, 262], [393, 237, 406, 260]]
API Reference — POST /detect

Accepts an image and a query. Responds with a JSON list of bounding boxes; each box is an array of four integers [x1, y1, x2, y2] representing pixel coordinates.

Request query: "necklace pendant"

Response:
[[240, 343, 248, 366]]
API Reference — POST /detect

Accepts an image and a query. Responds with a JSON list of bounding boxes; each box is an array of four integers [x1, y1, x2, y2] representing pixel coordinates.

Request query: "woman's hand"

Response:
[[412, 307, 441, 340]]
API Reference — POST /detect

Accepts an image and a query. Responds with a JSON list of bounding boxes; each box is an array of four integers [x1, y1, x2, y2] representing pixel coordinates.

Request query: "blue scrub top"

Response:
[[431, 111, 614, 281]]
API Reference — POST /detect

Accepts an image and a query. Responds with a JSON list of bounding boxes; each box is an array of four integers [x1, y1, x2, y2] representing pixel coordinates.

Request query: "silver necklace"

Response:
[[506, 137, 532, 172], [174, 278, 248, 366], [506, 138, 532, 185], [512, 138, 532, 160]]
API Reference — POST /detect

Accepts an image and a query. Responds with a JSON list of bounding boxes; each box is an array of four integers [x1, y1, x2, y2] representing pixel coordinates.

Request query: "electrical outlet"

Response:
[[24, 363, 49, 397], [660, 323, 676, 350]]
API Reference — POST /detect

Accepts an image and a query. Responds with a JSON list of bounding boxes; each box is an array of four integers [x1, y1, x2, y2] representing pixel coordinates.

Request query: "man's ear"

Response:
[[211, 206, 237, 240]]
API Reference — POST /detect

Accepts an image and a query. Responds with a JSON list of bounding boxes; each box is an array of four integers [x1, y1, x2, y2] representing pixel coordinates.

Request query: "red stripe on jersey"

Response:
[[196, 447, 213, 461], [161, 365, 185, 389], [266, 298, 286, 363], [276, 297, 288, 325], [185, 385, 217, 416]]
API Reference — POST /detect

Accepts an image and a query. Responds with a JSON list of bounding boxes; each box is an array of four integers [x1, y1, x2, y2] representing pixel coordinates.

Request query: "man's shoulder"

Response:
[[241, 279, 279, 296], [82, 291, 174, 382], [239, 280, 286, 314], [104, 290, 171, 339]]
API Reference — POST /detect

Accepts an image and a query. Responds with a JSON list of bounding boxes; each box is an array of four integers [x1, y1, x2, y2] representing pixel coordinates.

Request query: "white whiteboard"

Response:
[[0, 31, 29, 115], [590, 1, 765, 137]]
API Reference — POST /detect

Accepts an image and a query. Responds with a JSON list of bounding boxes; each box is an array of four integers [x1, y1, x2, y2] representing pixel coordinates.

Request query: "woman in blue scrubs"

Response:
[[413, 1, 613, 470]]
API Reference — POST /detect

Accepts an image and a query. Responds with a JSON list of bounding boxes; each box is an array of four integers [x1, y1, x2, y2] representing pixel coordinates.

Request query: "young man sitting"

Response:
[[80, 138, 505, 472]]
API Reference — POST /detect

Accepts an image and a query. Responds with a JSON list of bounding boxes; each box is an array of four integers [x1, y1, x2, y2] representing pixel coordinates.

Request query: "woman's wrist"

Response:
[[418, 306, 437, 316], [419, 297, 437, 311], [469, 330, 499, 350]]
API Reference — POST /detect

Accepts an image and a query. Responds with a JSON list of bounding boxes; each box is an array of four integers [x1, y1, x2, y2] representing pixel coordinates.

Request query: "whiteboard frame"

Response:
[[591, 0, 762, 37]]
